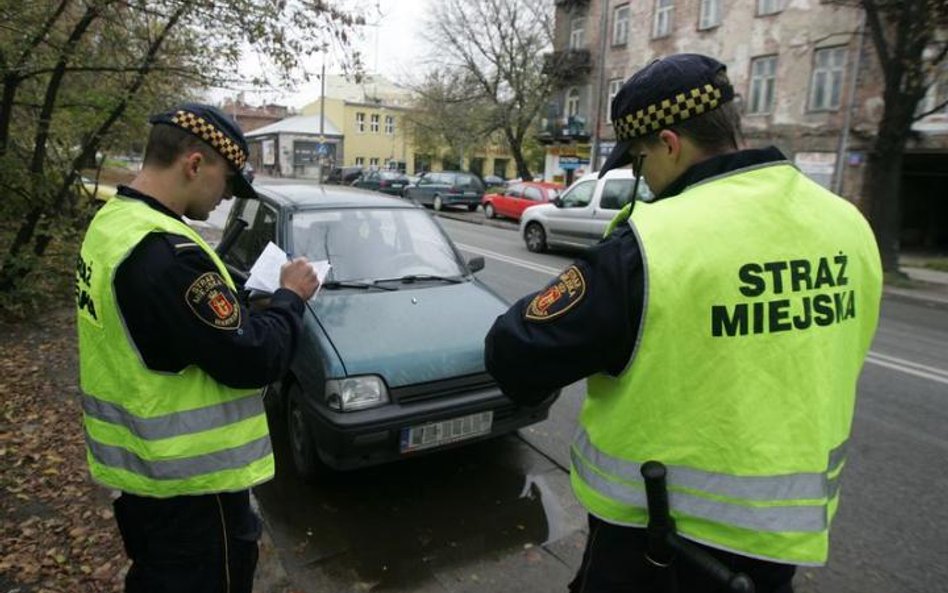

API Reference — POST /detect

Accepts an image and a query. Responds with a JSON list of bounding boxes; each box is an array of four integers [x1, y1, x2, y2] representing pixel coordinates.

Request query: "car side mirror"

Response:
[[467, 256, 485, 273], [553, 196, 564, 208]]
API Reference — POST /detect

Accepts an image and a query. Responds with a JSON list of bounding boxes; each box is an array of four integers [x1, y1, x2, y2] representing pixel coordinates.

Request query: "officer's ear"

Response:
[[182, 151, 207, 181], [657, 129, 682, 160]]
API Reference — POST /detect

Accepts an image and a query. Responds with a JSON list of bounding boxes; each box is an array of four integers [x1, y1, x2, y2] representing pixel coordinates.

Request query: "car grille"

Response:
[[391, 372, 499, 404]]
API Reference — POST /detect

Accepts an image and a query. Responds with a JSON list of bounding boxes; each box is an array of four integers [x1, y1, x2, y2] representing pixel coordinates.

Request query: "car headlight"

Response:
[[324, 376, 389, 411]]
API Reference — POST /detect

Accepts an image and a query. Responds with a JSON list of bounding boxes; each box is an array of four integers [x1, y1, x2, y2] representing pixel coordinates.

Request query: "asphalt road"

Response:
[[240, 191, 948, 592]]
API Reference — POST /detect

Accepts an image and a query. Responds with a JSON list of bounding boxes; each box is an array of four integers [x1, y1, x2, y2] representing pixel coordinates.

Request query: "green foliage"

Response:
[[0, 0, 362, 310]]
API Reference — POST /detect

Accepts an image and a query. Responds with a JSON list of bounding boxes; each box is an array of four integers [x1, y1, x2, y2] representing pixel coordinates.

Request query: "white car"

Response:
[[519, 169, 652, 252]]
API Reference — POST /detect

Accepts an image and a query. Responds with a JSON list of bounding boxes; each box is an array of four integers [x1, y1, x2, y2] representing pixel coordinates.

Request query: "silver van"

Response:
[[519, 169, 652, 252]]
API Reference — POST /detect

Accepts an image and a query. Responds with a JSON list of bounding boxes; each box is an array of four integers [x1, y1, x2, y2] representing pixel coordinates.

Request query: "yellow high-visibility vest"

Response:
[[76, 196, 274, 497], [571, 162, 882, 565]]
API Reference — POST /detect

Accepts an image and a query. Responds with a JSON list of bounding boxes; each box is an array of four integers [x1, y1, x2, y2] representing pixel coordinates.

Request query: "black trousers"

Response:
[[113, 489, 261, 593], [569, 515, 796, 593]]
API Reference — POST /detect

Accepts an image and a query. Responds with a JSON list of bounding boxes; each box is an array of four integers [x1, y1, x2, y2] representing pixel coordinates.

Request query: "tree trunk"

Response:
[[865, 95, 912, 274], [0, 74, 19, 155], [505, 129, 533, 180]]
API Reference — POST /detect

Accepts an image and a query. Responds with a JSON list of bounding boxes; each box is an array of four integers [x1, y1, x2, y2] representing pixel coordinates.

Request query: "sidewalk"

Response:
[[882, 265, 948, 309]]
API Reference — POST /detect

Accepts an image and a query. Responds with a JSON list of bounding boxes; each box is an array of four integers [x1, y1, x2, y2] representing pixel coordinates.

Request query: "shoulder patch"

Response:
[[185, 272, 241, 330], [525, 265, 587, 322]]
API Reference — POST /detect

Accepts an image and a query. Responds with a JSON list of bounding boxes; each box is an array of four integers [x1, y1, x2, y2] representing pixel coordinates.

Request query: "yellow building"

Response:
[[301, 75, 517, 178]]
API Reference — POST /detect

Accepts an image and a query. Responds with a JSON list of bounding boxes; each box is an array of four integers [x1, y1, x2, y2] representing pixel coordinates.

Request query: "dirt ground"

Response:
[[0, 304, 126, 592]]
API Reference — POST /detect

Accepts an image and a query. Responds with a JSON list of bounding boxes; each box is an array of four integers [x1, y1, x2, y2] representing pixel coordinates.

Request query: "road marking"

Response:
[[865, 352, 948, 385], [456, 242, 948, 387], [455, 243, 562, 276]]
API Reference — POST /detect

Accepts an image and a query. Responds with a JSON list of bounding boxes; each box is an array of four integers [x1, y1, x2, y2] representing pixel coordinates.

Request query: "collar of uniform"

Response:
[[655, 146, 787, 201], [116, 185, 183, 222]]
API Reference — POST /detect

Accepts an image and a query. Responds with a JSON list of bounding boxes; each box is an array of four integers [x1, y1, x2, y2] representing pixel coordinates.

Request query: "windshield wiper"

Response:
[[373, 274, 464, 285], [321, 280, 397, 291]]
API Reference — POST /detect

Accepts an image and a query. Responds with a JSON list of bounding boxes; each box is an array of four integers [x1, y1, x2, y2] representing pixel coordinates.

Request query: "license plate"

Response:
[[392, 183, 404, 188], [399, 411, 493, 453]]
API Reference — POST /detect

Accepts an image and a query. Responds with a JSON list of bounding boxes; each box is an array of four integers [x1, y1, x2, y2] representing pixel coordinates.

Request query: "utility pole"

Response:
[[318, 61, 326, 183], [833, 12, 865, 196], [590, 0, 610, 170]]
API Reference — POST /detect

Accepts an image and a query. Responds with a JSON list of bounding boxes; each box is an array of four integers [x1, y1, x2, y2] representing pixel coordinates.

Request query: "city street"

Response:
[[253, 207, 948, 593]]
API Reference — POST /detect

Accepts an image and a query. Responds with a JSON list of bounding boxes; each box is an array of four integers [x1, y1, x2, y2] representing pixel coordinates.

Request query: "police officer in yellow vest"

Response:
[[484, 54, 883, 592], [76, 103, 319, 593]]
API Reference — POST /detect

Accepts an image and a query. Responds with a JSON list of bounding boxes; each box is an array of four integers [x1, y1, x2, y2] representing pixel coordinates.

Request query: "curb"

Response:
[[251, 492, 292, 593], [434, 209, 519, 232], [882, 285, 948, 311]]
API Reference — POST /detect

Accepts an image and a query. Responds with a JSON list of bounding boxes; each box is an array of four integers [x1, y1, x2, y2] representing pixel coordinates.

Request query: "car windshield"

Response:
[[291, 208, 466, 283]]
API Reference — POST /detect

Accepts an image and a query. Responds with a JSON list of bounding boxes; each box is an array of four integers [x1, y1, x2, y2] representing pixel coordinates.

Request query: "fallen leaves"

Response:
[[1, 306, 126, 592]]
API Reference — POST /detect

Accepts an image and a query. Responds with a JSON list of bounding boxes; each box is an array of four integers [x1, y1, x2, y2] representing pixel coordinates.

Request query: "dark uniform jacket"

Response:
[[113, 185, 304, 389], [485, 147, 787, 402]]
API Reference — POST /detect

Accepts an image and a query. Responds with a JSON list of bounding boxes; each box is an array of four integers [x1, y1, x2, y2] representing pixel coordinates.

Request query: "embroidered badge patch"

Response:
[[185, 272, 241, 330], [525, 265, 587, 322]]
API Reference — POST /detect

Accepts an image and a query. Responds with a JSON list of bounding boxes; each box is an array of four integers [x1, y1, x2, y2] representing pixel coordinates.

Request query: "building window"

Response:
[[570, 17, 586, 49], [698, 0, 721, 29], [370, 113, 380, 133], [356, 112, 365, 133], [748, 55, 778, 114], [355, 157, 364, 166], [369, 157, 379, 167], [917, 51, 948, 117], [566, 87, 581, 118], [809, 47, 847, 111], [757, 0, 783, 16], [653, 0, 673, 39], [384, 115, 395, 134], [613, 5, 629, 46], [606, 78, 623, 123]]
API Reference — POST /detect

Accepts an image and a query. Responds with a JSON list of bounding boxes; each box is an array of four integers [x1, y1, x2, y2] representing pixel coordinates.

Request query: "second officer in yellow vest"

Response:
[[76, 103, 319, 593], [484, 54, 882, 593]]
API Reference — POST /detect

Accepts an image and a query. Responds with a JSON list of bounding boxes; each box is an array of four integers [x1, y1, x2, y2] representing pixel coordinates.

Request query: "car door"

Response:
[[543, 179, 597, 246], [517, 185, 546, 220], [590, 178, 637, 242], [219, 197, 281, 282], [497, 183, 523, 218], [410, 173, 433, 204]]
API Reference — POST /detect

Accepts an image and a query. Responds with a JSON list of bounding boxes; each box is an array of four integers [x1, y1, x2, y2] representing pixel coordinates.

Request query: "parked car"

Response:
[[325, 165, 364, 185], [482, 181, 562, 222], [403, 171, 485, 211], [351, 170, 410, 196], [218, 184, 557, 477], [519, 169, 652, 252], [482, 174, 505, 188]]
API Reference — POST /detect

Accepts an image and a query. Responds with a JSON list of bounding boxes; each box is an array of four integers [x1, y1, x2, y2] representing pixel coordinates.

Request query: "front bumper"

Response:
[[299, 377, 556, 470]]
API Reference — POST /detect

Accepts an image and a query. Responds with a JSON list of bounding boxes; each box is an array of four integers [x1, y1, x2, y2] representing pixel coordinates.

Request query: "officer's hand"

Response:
[[280, 257, 319, 301]]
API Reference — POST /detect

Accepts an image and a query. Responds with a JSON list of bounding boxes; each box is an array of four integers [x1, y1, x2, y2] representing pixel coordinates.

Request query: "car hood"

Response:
[[309, 281, 508, 387]]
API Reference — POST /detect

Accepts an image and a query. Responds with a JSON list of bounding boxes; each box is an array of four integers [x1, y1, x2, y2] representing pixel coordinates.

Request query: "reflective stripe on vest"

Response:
[[571, 428, 842, 533], [82, 392, 266, 441], [85, 431, 272, 480]]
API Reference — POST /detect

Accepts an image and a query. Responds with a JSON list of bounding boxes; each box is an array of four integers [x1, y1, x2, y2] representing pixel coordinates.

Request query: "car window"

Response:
[[227, 201, 278, 270], [505, 184, 524, 198], [523, 186, 544, 202], [292, 208, 466, 282], [560, 180, 596, 208], [599, 179, 637, 210]]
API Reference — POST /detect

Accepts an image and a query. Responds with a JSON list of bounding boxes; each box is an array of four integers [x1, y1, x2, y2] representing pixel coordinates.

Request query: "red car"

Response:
[[482, 182, 563, 222]]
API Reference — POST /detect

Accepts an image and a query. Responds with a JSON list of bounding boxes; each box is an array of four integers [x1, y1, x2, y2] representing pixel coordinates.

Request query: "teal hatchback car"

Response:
[[218, 184, 556, 478]]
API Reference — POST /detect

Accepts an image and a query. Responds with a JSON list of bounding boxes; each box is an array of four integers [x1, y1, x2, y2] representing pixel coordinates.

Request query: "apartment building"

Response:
[[545, 0, 947, 248]]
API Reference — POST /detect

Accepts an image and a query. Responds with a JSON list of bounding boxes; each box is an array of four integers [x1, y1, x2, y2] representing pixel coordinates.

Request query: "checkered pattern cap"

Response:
[[599, 54, 735, 177], [149, 102, 256, 199]]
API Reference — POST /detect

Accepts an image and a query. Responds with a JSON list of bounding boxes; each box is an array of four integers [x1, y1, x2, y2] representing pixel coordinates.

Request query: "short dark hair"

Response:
[[142, 123, 221, 169], [635, 71, 743, 155]]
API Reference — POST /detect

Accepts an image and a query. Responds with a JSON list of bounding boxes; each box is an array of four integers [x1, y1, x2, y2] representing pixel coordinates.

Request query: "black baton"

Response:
[[641, 461, 756, 593]]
